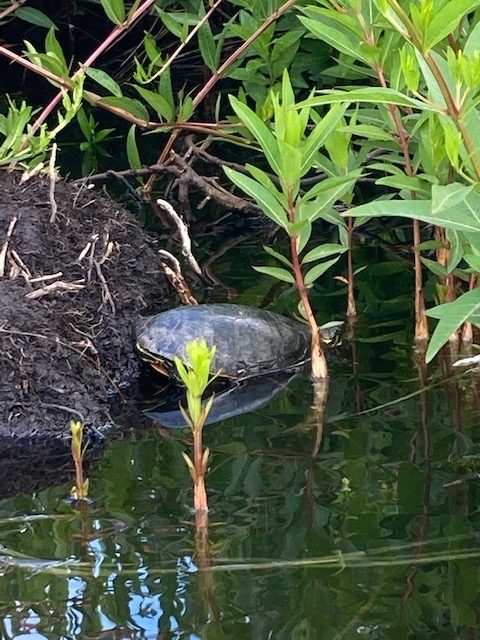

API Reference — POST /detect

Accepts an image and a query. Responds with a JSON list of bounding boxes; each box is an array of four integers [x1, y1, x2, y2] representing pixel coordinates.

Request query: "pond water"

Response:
[[2, 238, 480, 639]]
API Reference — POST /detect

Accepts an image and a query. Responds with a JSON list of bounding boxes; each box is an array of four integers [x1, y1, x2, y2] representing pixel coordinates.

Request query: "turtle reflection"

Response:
[[143, 371, 300, 429]]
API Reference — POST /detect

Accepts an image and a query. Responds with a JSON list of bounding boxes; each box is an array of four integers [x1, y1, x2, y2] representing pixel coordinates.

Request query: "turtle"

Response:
[[135, 303, 341, 380]]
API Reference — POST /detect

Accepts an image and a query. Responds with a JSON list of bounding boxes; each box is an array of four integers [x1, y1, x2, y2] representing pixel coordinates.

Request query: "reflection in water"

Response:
[[143, 371, 301, 429], [2, 358, 480, 637]]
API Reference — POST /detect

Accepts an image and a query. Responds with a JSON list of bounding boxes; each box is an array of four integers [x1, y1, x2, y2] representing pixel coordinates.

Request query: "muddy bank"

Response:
[[0, 171, 168, 441]]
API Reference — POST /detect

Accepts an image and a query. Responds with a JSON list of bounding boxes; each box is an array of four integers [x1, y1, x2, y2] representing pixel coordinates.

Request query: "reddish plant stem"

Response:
[[29, 0, 156, 134], [374, 62, 429, 341], [193, 430, 208, 519], [346, 216, 356, 317]]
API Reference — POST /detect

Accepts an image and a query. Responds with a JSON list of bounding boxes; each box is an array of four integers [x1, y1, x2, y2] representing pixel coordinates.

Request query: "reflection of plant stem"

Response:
[[306, 379, 329, 528]]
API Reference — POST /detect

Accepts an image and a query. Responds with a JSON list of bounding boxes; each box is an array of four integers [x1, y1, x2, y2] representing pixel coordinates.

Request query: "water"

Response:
[[2, 240, 480, 639]]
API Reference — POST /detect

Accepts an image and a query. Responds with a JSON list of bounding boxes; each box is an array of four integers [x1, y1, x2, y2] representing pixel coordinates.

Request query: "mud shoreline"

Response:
[[0, 171, 168, 442]]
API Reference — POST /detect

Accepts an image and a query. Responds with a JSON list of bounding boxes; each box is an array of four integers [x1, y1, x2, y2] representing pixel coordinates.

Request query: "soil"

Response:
[[0, 170, 168, 442]]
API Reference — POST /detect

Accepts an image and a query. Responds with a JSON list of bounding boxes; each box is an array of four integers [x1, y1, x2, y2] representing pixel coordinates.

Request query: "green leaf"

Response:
[[15, 7, 56, 29], [420, 256, 447, 278], [302, 243, 346, 263], [337, 123, 394, 141], [224, 167, 288, 229], [134, 85, 174, 121], [126, 124, 141, 170], [229, 96, 281, 176], [246, 164, 280, 196], [198, 21, 217, 72], [431, 183, 473, 214], [464, 20, 480, 57], [425, 0, 480, 50], [302, 172, 361, 204], [376, 174, 430, 195], [298, 88, 434, 112], [446, 229, 465, 273], [253, 265, 295, 283], [278, 140, 301, 196], [100, 0, 125, 24], [45, 28, 67, 71], [100, 96, 149, 122], [299, 15, 369, 63], [301, 103, 347, 175], [426, 288, 480, 362], [464, 254, 480, 272], [263, 246, 293, 268], [155, 8, 187, 40], [347, 195, 480, 234], [304, 257, 340, 285], [84, 67, 122, 97]]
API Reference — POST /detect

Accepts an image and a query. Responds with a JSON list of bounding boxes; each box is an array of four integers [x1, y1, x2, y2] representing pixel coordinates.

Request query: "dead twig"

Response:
[[73, 162, 259, 214], [9, 249, 32, 281], [25, 281, 85, 300], [48, 143, 59, 223], [94, 260, 116, 314], [156, 199, 202, 275], [0, 217, 17, 277], [158, 250, 198, 306], [29, 271, 64, 283]]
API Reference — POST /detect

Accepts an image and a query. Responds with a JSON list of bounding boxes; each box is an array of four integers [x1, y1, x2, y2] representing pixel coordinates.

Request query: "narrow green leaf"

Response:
[[337, 123, 394, 141], [347, 197, 480, 234], [431, 183, 473, 214], [298, 221, 312, 254], [15, 7, 56, 28], [126, 124, 141, 170], [45, 28, 67, 71], [301, 103, 347, 176], [224, 167, 288, 229], [134, 85, 174, 121], [302, 172, 361, 204], [263, 246, 293, 268], [299, 16, 369, 62], [302, 243, 346, 263], [304, 257, 340, 285], [229, 96, 281, 176], [298, 88, 434, 112], [246, 164, 280, 196], [100, 96, 149, 122], [253, 265, 295, 283], [420, 256, 447, 278], [464, 20, 480, 57], [464, 254, 480, 272], [84, 67, 122, 97], [376, 174, 430, 195], [198, 21, 217, 72], [446, 229, 465, 273], [180, 96, 195, 121], [155, 8, 187, 40], [100, 0, 125, 24], [426, 288, 480, 362]]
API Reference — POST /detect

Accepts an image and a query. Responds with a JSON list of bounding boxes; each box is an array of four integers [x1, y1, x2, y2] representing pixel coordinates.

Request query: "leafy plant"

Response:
[[70, 420, 89, 501], [175, 338, 220, 525], [225, 69, 359, 379], [298, 0, 480, 362]]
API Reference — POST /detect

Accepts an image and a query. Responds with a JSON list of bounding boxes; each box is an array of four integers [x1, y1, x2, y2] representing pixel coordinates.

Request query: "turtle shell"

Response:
[[135, 303, 312, 380]]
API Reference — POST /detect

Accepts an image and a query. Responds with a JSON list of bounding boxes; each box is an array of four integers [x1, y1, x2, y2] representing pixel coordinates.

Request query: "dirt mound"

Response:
[[0, 171, 167, 440]]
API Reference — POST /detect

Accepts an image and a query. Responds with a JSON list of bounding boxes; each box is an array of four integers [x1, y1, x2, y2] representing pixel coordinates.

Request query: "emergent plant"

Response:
[[225, 70, 359, 379]]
